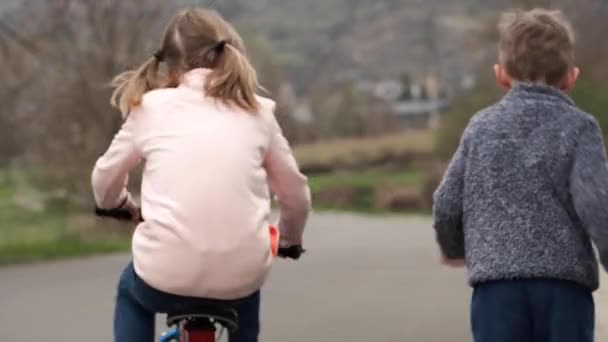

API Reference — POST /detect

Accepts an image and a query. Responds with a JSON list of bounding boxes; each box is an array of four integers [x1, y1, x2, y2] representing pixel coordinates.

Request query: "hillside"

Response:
[[218, 0, 513, 93], [1, 0, 519, 95]]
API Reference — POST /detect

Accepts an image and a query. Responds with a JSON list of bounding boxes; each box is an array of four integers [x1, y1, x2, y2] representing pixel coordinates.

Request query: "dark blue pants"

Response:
[[114, 262, 260, 342], [472, 279, 595, 342]]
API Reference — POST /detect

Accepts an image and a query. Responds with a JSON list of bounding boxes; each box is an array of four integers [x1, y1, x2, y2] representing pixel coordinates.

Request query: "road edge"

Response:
[[598, 272, 608, 340]]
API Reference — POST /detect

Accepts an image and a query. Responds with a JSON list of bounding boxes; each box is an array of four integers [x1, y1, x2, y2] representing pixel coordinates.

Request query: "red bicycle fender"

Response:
[[269, 225, 279, 257]]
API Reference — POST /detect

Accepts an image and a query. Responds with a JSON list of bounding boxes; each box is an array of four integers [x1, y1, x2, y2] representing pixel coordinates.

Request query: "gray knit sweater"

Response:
[[433, 83, 608, 291]]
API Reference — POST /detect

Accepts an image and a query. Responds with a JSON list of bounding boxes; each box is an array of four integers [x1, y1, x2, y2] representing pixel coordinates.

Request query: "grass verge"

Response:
[[294, 131, 435, 174], [308, 169, 428, 213], [0, 176, 130, 265], [0, 234, 129, 265]]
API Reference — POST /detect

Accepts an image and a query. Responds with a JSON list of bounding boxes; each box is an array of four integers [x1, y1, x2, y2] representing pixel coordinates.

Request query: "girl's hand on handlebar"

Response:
[[277, 245, 305, 260], [121, 194, 141, 223]]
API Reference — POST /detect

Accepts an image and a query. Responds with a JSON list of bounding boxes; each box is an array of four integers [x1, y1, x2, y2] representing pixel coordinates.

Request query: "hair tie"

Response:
[[214, 40, 228, 51], [153, 49, 164, 62]]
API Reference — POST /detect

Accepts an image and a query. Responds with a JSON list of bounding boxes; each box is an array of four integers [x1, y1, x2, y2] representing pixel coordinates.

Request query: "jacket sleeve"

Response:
[[91, 116, 141, 209], [433, 134, 468, 259], [570, 118, 608, 271], [263, 110, 311, 247]]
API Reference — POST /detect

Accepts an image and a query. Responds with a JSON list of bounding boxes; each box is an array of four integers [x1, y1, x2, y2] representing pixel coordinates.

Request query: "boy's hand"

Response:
[[441, 257, 466, 268]]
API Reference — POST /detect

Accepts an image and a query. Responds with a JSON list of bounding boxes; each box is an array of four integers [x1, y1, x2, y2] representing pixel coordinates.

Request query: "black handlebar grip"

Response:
[[95, 207, 143, 222]]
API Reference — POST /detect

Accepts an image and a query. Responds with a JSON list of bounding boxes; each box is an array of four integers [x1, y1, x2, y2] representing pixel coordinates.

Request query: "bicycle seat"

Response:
[[166, 302, 239, 332]]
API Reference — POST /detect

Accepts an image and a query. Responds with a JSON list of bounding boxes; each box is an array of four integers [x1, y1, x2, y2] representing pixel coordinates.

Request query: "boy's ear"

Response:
[[494, 64, 512, 90], [561, 67, 580, 93]]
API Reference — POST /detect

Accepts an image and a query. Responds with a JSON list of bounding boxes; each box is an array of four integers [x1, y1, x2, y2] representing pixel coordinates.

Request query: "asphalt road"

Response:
[[0, 213, 605, 341]]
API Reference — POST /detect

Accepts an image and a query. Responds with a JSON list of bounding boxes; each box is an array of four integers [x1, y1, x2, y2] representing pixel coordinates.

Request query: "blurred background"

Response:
[[0, 0, 607, 265]]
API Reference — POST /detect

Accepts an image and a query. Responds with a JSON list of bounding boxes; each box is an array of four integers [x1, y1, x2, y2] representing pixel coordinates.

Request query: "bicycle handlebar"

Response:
[[94, 207, 304, 259]]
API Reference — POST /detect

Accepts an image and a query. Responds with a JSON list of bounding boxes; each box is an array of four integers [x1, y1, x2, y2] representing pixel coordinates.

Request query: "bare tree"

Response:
[[1, 0, 302, 199], [510, 0, 553, 9], [0, 0, 177, 198]]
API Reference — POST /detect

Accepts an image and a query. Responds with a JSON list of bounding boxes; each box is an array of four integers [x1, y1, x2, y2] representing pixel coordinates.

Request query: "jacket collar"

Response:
[[179, 68, 212, 91]]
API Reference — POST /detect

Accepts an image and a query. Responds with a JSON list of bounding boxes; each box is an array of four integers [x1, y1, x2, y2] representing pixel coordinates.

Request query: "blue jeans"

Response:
[[472, 279, 595, 342], [114, 262, 260, 342]]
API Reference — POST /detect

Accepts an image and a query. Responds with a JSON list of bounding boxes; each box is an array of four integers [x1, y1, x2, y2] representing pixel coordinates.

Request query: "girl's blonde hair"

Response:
[[111, 8, 261, 116]]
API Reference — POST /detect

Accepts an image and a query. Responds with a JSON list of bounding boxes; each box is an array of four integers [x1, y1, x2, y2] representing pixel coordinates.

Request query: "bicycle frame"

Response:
[[160, 323, 216, 342], [160, 327, 180, 342]]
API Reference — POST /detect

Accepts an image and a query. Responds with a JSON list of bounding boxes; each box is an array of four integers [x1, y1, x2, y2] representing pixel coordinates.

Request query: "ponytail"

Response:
[[110, 9, 261, 115], [110, 57, 161, 117], [205, 43, 261, 113]]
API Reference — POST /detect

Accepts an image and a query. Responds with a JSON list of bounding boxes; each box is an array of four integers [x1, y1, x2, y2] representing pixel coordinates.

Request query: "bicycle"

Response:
[[95, 206, 305, 342]]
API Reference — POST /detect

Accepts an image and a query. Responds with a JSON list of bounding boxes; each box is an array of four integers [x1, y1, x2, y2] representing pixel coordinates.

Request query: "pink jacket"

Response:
[[92, 68, 311, 299]]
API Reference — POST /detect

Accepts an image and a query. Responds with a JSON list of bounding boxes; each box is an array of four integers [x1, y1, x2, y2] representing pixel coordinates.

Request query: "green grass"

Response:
[[0, 174, 129, 265], [308, 169, 424, 193], [308, 169, 426, 213], [0, 234, 129, 265], [0, 205, 130, 265]]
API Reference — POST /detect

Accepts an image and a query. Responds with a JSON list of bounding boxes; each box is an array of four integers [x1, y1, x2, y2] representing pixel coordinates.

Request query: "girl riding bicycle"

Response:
[[91, 7, 311, 342]]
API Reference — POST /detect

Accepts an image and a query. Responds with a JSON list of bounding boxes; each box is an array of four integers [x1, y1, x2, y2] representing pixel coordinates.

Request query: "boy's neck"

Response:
[[510, 79, 547, 88]]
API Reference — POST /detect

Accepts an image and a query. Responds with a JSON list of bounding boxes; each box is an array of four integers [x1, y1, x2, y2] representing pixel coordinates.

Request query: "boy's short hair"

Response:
[[498, 9, 576, 86]]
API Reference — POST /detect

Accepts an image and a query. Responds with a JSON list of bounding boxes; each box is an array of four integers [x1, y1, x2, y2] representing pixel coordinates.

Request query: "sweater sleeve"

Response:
[[433, 134, 468, 259], [263, 109, 311, 247], [91, 116, 141, 209], [570, 118, 608, 271]]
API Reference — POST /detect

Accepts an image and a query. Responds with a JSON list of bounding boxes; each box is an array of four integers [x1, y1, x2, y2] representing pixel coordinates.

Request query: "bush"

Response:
[[375, 187, 424, 211], [435, 87, 500, 161], [420, 162, 446, 209], [572, 81, 608, 146]]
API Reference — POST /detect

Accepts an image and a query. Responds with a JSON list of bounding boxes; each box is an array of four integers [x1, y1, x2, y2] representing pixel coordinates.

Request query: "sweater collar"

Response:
[[505, 82, 575, 106]]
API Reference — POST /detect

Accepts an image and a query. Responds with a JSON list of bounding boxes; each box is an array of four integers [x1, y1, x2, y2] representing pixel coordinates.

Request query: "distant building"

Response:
[[292, 103, 314, 124], [373, 80, 403, 101], [391, 98, 448, 128], [357, 74, 449, 129]]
